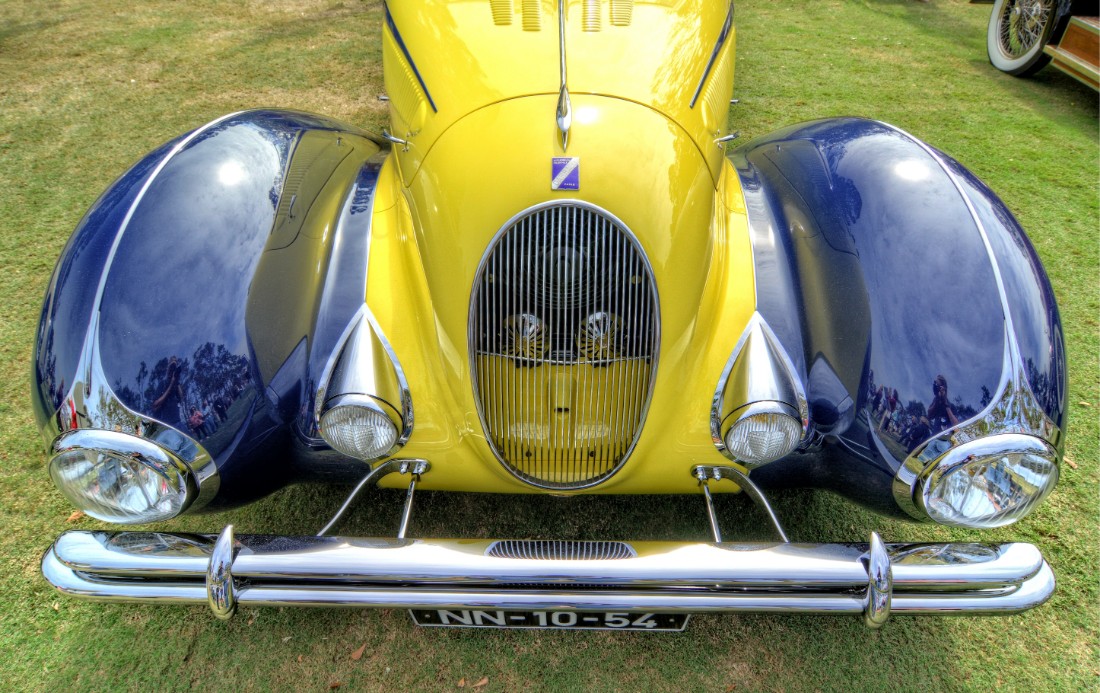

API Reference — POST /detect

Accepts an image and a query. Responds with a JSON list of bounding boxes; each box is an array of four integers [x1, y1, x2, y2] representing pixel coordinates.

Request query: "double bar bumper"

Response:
[[42, 528, 1055, 627]]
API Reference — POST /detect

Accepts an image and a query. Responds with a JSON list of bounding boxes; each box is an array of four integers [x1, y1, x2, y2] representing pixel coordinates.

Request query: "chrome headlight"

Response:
[[917, 434, 1059, 528], [723, 402, 803, 468], [319, 395, 400, 461], [48, 429, 195, 524]]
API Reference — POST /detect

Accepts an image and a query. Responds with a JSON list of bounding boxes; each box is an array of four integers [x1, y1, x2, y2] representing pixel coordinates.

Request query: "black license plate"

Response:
[[409, 609, 689, 631]]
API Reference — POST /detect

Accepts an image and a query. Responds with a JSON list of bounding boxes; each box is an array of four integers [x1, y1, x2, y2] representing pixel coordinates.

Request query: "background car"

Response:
[[984, 0, 1099, 89]]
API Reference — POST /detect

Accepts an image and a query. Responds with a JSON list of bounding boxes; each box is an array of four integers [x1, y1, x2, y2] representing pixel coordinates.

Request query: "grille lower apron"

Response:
[[470, 203, 659, 489]]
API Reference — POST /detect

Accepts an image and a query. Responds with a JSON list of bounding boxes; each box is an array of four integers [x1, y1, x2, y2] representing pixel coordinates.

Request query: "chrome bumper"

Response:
[[42, 527, 1054, 627]]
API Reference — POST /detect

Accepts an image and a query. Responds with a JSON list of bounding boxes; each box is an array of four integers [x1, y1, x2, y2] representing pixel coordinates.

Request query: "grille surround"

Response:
[[469, 202, 660, 490]]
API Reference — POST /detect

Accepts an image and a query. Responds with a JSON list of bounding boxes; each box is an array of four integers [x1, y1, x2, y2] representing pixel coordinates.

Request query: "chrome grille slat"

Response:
[[486, 540, 638, 561], [470, 203, 659, 489]]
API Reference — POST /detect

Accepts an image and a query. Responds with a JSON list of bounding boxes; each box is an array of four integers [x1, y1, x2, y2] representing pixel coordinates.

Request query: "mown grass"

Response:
[[0, 0, 1096, 690]]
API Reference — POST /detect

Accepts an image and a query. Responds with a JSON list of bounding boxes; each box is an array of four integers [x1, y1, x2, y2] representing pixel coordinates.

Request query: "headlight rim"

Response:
[[914, 433, 1059, 529], [48, 428, 198, 524]]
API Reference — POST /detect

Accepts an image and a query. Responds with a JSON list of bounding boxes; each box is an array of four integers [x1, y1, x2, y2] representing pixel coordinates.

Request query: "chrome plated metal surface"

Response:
[[50, 428, 198, 518], [486, 540, 637, 560], [206, 525, 237, 620], [396, 466, 422, 540], [914, 433, 1057, 523], [316, 459, 430, 536], [44, 313, 218, 510], [556, 0, 570, 150], [316, 306, 413, 458], [714, 131, 740, 147], [43, 529, 1055, 623], [470, 202, 659, 490], [694, 465, 790, 543], [698, 474, 723, 543], [892, 328, 1063, 520], [864, 532, 892, 628], [380, 129, 409, 152], [712, 312, 809, 465]]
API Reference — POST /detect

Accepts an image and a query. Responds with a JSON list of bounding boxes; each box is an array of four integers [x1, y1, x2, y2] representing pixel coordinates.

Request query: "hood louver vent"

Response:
[[488, 0, 635, 30]]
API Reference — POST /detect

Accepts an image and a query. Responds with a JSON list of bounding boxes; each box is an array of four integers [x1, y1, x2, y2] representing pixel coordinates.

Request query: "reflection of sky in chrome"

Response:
[[837, 135, 1003, 411], [98, 121, 288, 389]]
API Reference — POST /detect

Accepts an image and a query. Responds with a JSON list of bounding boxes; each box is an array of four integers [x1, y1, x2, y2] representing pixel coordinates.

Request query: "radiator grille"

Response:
[[487, 540, 637, 561], [470, 203, 659, 489]]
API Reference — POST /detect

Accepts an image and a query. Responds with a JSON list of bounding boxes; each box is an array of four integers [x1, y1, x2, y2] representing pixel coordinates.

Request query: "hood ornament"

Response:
[[556, 0, 571, 151]]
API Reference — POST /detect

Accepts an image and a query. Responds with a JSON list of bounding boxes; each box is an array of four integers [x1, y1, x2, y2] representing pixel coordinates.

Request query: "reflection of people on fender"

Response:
[[188, 406, 205, 438], [927, 374, 959, 435], [878, 387, 898, 432], [903, 416, 931, 453], [152, 356, 184, 427]]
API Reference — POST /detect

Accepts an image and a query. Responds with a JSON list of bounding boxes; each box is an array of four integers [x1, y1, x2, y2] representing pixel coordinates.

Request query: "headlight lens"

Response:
[[723, 404, 802, 468], [919, 435, 1059, 528], [49, 430, 193, 524], [320, 397, 399, 461]]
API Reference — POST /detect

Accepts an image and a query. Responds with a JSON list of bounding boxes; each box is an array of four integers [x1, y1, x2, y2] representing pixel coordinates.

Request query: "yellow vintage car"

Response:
[[34, 1, 1065, 630]]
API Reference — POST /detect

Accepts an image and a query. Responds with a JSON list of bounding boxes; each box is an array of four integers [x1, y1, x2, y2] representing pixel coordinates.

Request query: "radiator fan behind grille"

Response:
[[470, 203, 659, 489]]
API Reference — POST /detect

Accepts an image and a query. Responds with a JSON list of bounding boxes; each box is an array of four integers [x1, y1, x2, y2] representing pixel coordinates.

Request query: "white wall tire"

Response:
[[987, 0, 1057, 76]]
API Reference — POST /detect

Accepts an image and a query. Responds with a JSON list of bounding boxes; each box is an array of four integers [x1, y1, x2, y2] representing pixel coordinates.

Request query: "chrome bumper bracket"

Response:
[[693, 465, 789, 542], [207, 524, 237, 620], [317, 458, 430, 537], [864, 532, 892, 628]]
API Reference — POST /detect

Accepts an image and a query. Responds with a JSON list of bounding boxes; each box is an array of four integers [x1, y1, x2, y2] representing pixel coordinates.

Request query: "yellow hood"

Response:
[[384, 0, 735, 183]]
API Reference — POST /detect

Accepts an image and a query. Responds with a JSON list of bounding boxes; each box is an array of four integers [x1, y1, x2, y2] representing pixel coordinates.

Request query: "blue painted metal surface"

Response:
[[730, 118, 1062, 517], [32, 110, 383, 508]]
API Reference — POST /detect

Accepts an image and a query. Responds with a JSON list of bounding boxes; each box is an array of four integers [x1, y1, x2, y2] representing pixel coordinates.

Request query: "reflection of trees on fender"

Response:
[[114, 342, 251, 440]]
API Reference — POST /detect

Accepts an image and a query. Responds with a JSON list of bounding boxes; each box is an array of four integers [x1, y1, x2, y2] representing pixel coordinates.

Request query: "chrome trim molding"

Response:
[[915, 434, 1058, 526], [38, 113, 241, 511], [469, 201, 660, 491], [711, 312, 809, 462], [43, 530, 1055, 624], [88, 112, 245, 329]]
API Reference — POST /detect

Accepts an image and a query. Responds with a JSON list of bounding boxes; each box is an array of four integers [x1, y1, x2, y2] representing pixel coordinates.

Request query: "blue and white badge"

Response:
[[551, 157, 579, 191]]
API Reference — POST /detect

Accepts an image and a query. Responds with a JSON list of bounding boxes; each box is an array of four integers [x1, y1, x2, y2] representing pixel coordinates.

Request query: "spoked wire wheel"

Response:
[[987, 0, 1058, 76]]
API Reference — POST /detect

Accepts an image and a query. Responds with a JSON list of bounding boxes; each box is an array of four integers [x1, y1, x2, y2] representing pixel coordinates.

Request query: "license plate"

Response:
[[409, 609, 690, 631]]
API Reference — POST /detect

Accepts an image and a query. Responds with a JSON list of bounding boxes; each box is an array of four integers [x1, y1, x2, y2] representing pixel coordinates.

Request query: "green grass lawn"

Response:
[[1, 0, 1096, 690]]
